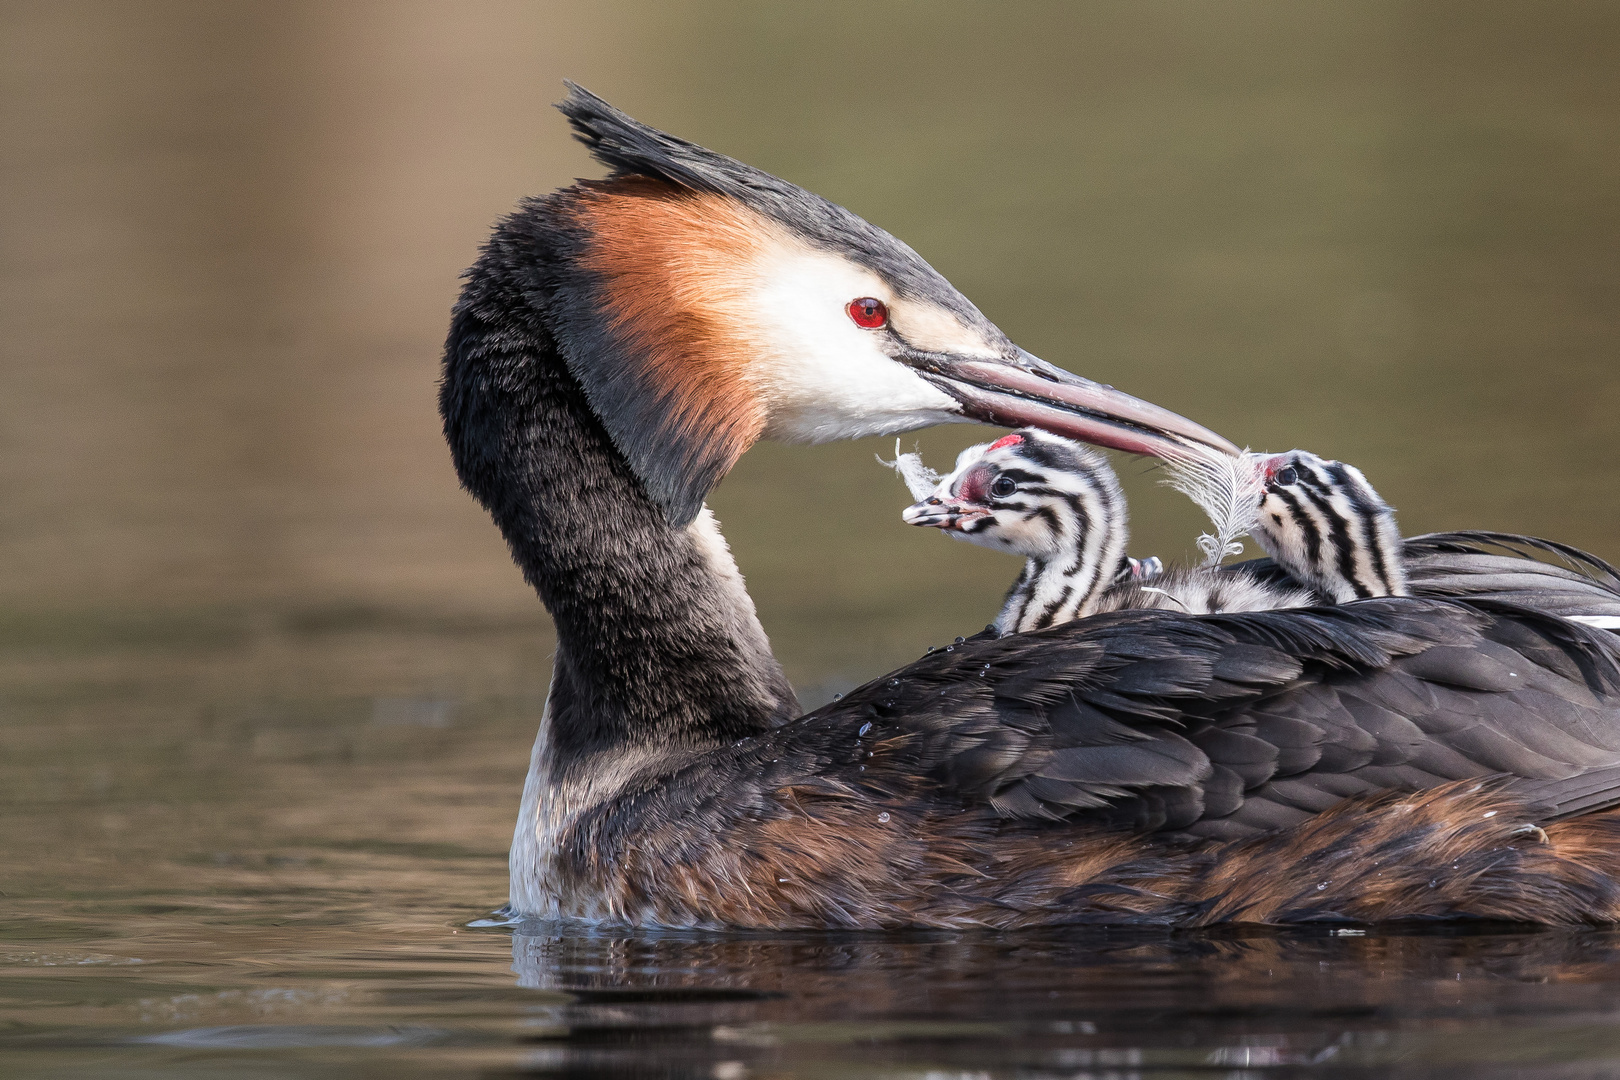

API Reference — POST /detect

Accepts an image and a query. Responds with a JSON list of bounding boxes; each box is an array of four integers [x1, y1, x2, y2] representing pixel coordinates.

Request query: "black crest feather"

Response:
[[559, 81, 786, 203]]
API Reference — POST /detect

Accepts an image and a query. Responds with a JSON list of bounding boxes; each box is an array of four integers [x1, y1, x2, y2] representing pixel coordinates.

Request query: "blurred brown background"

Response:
[[3, 0, 1617, 687]]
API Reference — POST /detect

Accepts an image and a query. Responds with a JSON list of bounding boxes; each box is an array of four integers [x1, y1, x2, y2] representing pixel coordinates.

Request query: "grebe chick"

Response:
[[1249, 449, 1408, 602], [1243, 453, 1620, 632], [901, 429, 1314, 634]]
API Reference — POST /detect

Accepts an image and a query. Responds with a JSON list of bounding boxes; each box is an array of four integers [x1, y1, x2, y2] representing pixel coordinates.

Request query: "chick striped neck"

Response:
[[984, 440, 1130, 635]]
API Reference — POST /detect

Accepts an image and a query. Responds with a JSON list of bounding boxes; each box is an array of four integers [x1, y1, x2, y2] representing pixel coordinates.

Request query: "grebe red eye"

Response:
[[847, 297, 888, 329]]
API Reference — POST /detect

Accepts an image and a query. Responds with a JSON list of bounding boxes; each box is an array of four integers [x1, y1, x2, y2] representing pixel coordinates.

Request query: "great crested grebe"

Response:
[[443, 85, 1620, 928], [899, 430, 1317, 633]]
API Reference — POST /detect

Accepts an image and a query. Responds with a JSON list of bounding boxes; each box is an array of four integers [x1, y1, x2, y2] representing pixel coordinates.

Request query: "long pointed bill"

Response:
[[920, 351, 1241, 460], [901, 497, 986, 532]]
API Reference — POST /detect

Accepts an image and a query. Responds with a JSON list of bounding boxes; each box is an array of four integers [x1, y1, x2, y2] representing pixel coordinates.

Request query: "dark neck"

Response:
[[440, 203, 797, 769]]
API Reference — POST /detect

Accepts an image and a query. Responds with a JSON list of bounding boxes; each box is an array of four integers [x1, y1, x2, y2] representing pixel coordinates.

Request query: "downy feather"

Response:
[[1161, 447, 1265, 568], [880, 441, 941, 501]]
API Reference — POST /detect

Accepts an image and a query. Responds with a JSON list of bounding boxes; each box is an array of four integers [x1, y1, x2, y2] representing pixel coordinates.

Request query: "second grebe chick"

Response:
[[1250, 449, 1409, 602], [901, 430, 1314, 634]]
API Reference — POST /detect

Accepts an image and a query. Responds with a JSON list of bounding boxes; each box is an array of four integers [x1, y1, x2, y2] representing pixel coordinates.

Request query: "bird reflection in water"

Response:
[[503, 926, 1620, 1076]]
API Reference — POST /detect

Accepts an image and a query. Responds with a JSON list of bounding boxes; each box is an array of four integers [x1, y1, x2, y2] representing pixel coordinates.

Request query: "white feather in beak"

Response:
[[880, 441, 942, 501]]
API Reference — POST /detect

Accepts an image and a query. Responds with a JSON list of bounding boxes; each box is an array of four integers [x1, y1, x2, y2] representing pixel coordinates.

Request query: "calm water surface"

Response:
[[5, 2, 1620, 1076]]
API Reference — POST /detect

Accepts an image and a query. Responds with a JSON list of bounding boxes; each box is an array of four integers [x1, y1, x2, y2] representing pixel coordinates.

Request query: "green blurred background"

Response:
[[2, 1, 1618, 923]]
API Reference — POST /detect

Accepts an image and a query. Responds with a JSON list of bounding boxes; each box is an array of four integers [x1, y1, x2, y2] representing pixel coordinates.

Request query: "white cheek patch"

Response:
[[994, 512, 1065, 560], [745, 245, 964, 444], [959, 522, 1034, 556]]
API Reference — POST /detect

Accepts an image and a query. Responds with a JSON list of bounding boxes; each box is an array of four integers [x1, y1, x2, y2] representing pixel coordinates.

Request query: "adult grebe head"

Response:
[[533, 84, 1237, 525]]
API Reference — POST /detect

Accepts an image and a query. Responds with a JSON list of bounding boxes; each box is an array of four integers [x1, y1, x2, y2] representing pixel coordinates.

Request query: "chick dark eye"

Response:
[[847, 297, 888, 329], [990, 476, 1017, 499], [1273, 466, 1298, 487]]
